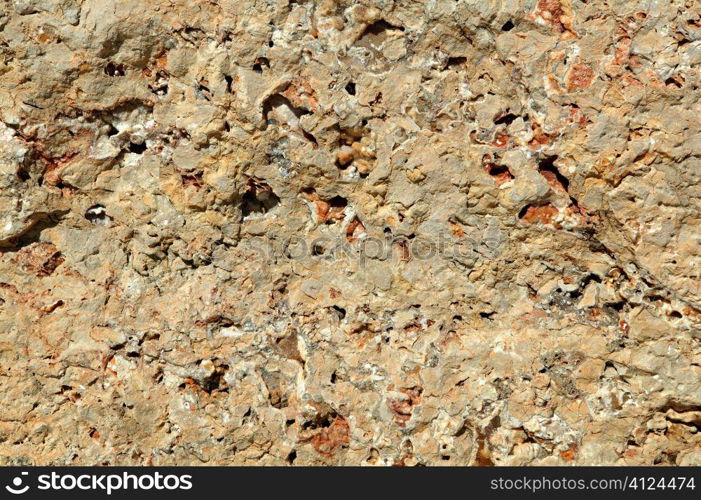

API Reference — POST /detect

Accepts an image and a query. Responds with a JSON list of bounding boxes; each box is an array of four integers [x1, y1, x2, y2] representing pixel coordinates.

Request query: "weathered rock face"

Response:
[[0, 0, 699, 466]]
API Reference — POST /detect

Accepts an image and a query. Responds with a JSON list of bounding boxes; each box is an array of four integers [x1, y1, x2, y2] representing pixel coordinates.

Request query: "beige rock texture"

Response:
[[0, 0, 699, 466]]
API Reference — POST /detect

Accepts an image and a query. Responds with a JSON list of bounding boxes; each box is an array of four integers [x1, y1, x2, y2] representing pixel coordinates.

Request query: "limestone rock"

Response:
[[0, 0, 699, 465]]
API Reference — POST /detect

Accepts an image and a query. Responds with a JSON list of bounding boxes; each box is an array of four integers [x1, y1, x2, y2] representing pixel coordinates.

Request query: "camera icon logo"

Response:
[[5, 472, 29, 495]]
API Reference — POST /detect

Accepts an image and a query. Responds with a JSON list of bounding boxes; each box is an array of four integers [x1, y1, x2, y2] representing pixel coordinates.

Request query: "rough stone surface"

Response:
[[0, 0, 700, 466]]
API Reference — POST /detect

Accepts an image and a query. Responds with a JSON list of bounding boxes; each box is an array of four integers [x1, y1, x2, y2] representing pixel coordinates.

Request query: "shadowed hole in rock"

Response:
[[201, 362, 229, 394], [312, 243, 326, 256], [196, 82, 212, 100], [302, 129, 318, 146], [253, 57, 269, 73], [483, 156, 514, 185], [85, 205, 111, 226], [241, 180, 280, 217], [149, 70, 169, 96], [494, 112, 518, 125], [181, 172, 204, 189], [302, 410, 336, 431], [444, 57, 467, 70], [538, 156, 569, 192], [356, 20, 405, 51], [486, 164, 513, 183], [518, 203, 558, 225], [128, 142, 147, 154], [664, 76, 683, 88], [17, 168, 30, 181], [360, 20, 404, 39], [104, 62, 125, 76], [331, 305, 346, 319], [326, 196, 347, 222]]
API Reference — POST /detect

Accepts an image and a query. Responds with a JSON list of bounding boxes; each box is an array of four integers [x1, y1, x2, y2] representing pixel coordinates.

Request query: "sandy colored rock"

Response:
[[0, 0, 699, 466]]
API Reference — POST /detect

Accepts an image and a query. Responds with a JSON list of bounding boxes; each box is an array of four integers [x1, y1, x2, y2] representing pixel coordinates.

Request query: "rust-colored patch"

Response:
[[484, 156, 514, 186], [155, 51, 168, 69], [318, 199, 346, 223], [180, 378, 199, 391], [567, 63, 594, 90], [560, 443, 577, 461], [345, 216, 365, 242], [528, 121, 552, 149], [449, 221, 465, 238], [311, 415, 350, 456], [588, 307, 602, 319], [568, 105, 589, 128], [13, 242, 65, 277], [475, 415, 500, 466], [387, 386, 423, 427], [403, 321, 421, 333], [538, 169, 567, 192], [519, 204, 559, 225], [533, 0, 573, 34], [681, 306, 701, 320], [613, 37, 631, 66], [282, 79, 318, 112], [41, 151, 78, 187], [491, 132, 509, 147], [336, 147, 354, 167], [536, 0, 563, 22], [303, 189, 346, 223], [618, 319, 630, 334]]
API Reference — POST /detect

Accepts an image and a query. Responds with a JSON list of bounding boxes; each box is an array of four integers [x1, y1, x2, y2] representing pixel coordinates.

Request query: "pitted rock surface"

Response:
[[0, 0, 699, 465]]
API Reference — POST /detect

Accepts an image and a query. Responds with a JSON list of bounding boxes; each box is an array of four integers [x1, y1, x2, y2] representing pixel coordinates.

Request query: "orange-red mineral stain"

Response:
[[533, 0, 573, 34], [311, 416, 350, 456], [484, 157, 515, 186], [282, 78, 318, 112], [519, 203, 559, 225], [567, 63, 594, 90], [345, 217, 365, 242], [387, 387, 423, 427]]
